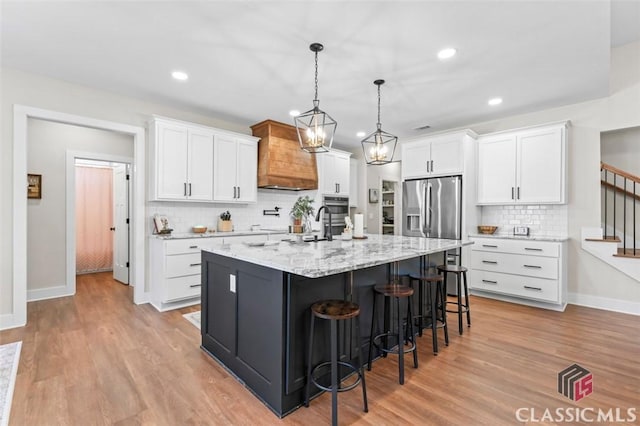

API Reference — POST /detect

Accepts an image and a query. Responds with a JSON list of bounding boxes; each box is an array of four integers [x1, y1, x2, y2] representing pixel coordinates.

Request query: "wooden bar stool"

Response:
[[305, 300, 368, 426], [408, 272, 449, 355], [367, 283, 418, 385], [437, 264, 471, 335]]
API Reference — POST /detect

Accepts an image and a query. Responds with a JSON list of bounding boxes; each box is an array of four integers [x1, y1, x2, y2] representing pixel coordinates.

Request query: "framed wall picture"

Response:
[[369, 188, 379, 203], [27, 174, 42, 199]]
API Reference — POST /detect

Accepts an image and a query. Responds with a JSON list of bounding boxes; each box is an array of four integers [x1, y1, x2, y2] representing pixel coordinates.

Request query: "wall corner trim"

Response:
[[568, 292, 640, 316]]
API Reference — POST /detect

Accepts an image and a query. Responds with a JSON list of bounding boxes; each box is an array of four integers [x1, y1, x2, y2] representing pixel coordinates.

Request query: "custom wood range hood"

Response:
[[251, 119, 318, 190]]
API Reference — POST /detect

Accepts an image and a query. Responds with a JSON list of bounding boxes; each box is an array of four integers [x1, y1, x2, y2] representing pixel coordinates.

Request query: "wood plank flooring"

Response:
[[1, 272, 638, 425]]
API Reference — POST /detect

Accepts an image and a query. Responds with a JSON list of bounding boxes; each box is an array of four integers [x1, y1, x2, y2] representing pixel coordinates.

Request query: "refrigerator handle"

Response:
[[425, 183, 432, 234]]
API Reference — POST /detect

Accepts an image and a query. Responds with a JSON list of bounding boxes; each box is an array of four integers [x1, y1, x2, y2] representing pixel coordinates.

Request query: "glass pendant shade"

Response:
[[362, 79, 397, 165], [294, 43, 336, 153]]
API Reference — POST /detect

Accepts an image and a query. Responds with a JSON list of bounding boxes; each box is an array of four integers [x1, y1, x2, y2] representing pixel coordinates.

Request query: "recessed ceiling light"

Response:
[[488, 97, 503, 106], [356, 131, 366, 138], [171, 71, 189, 81], [289, 110, 300, 117], [437, 48, 457, 60]]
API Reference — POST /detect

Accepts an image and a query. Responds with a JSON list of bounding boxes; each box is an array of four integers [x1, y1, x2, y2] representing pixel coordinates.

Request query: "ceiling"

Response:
[[2, 1, 639, 151]]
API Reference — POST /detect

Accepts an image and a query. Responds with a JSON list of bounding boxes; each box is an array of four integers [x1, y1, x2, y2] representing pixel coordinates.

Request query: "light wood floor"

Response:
[[1, 272, 638, 425]]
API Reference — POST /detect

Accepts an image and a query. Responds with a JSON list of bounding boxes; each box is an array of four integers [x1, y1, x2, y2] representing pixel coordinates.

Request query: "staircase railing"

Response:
[[601, 162, 639, 257]]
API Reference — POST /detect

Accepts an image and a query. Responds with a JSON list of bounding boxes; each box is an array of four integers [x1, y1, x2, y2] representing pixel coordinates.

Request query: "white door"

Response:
[[157, 123, 188, 199], [401, 142, 430, 179], [477, 135, 517, 204], [187, 129, 214, 201], [517, 127, 564, 203], [113, 164, 129, 284], [334, 153, 350, 196], [213, 135, 238, 201], [236, 139, 257, 202]]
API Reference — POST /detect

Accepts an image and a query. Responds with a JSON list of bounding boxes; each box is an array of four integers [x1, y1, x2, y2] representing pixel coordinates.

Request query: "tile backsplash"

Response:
[[147, 189, 320, 234], [480, 204, 568, 237]]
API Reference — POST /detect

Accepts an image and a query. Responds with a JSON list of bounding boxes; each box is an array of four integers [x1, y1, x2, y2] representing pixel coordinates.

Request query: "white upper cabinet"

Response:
[[477, 122, 567, 205], [149, 116, 258, 203], [401, 134, 464, 180], [213, 133, 258, 203], [318, 149, 351, 196], [349, 158, 359, 208], [151, 118, 214, 201]]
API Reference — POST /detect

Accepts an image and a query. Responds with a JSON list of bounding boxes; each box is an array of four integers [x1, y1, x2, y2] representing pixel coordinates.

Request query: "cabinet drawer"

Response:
[[223, 235, 268, 244], [471, 238, 559, 257], [469, 270, 559, 303], [166, 253, 202, 278], [163, 275, 201, 302], [471, 252, 558, 279]]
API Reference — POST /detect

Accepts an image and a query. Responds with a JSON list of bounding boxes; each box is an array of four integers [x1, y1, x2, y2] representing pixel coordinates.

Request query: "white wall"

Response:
[[601, 126, 640, 176], [27, 119, 134, 291]]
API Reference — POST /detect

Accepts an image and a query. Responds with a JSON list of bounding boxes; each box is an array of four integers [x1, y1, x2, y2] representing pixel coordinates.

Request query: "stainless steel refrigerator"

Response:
[[402, 175, 463, 293]]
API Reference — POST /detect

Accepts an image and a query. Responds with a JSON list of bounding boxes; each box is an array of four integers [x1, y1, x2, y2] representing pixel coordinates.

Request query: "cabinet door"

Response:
[[318, 153, 334, 193], [401, 142, 430, 179], [477, 135, 517, 204], [236, 139, 257, 202], [430, 137, 463, 176], [334, 153, 350, 196], [213, 135, 239, 202], [156, 123, 189, 199], [517, 127, 564, 203], [187, 130, 214, 201], [349, 158, 359, 207]]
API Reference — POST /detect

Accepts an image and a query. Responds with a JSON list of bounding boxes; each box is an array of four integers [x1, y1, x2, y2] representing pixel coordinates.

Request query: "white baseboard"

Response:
[[27, 286, 74, 302], [568, 292, 640, 316], [0, 313, 25, 331]]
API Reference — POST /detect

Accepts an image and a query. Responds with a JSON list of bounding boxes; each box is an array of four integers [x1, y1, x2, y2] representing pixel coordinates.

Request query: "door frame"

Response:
[[68, 153, 133, 293], [10, 105, 147, 329]]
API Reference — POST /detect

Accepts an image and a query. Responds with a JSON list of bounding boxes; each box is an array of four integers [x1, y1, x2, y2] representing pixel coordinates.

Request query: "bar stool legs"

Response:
[[305, 300, 368, 426], [409, 273, 449, 355]]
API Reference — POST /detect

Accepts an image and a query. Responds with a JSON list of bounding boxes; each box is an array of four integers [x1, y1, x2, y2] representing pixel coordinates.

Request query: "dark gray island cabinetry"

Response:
[[200, 235, 471, 417]]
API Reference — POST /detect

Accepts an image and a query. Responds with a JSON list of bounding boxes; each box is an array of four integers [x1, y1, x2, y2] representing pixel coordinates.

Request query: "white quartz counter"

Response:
[[468, 233, 569, 242], [202, 234, 473, 278], [151, 229, 289, 240]]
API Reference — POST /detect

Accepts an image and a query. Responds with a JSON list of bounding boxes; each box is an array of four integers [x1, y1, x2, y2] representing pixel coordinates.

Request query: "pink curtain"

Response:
[[76, 165, 113, 274]]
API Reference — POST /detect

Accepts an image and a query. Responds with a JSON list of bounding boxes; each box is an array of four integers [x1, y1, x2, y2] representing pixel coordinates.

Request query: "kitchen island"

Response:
[[200, 234, 472, 417]]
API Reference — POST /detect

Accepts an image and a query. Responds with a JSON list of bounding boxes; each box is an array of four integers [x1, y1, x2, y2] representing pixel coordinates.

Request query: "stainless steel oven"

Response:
[[321, 196, 349, 237]]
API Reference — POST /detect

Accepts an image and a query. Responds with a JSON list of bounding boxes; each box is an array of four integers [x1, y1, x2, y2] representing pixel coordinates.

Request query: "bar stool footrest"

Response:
[[310, 361, 363, 393], [372, 332, 416, 355]]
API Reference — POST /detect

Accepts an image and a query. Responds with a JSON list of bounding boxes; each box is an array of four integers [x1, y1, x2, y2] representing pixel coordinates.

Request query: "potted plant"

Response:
[[218, 210, 233, 232], [290, 196, 315, 234]]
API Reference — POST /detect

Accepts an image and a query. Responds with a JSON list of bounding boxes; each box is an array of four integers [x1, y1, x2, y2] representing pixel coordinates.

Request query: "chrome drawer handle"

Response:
[[482, 244, 498, 248], [482, 260, 498, 264], [524, 285, 542, 291], [190, 263, 202, 267], [482, 279, 497, 284], [189, 284, 202, 288], [189, 245, 198, 249], [523, 264, 542, 269], [524, 247, 543, 251]]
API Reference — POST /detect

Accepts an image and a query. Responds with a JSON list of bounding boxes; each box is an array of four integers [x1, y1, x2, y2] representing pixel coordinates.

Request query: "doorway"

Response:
[[75, 159, 131, 284]]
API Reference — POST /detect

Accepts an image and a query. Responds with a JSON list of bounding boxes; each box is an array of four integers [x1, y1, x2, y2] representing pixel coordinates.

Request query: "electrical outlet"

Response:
[[230, 274, 236, 293], [514, 226, 530, 236]]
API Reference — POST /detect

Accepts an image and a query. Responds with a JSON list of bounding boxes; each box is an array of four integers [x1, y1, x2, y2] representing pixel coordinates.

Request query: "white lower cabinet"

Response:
[[468, 237, 567, 310], [150, 237, 223, 311]]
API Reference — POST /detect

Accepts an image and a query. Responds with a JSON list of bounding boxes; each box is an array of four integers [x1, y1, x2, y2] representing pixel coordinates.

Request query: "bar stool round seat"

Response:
[[436, 264, 471, 335], [408, 273, 449, 355], [305, 299, 368, 426], [368, 283, 418, 385]]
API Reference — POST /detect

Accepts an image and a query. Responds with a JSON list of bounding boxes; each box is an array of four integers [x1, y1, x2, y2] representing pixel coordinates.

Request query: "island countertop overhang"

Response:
[[201, 234, 473, 278]]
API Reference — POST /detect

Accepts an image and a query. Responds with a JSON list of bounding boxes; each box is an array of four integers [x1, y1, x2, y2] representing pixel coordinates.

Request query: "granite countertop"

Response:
[[202, 234, 473, 278], [151, 229, 290, 240], [468, 233, 569, 242]]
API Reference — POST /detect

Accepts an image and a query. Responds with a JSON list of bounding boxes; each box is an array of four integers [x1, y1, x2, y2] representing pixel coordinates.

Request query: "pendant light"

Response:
[[362, 79, 397, 165], [294, 43, 337, 153]]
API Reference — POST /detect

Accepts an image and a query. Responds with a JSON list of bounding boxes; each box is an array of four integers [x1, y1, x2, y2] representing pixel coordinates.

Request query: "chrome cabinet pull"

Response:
[[237, 186, 241, 199], [482, 260, 498, 264], [188, 183, 192, 196], [482, 244, 498, 248], [189, 284, 202, 288], [190, 263, 202, 267], [524, 285, 542, 291], [184, 182, 187, 196], [523, 264, 542, 269], [189, 245, 198, 249], [524, 247, 543, 251], [233, 186, 237, 198], [517, 187, 520, 199], [430, 160, 434, 172], [511, 187, 515, 199], [482, 279, 498, 284]]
